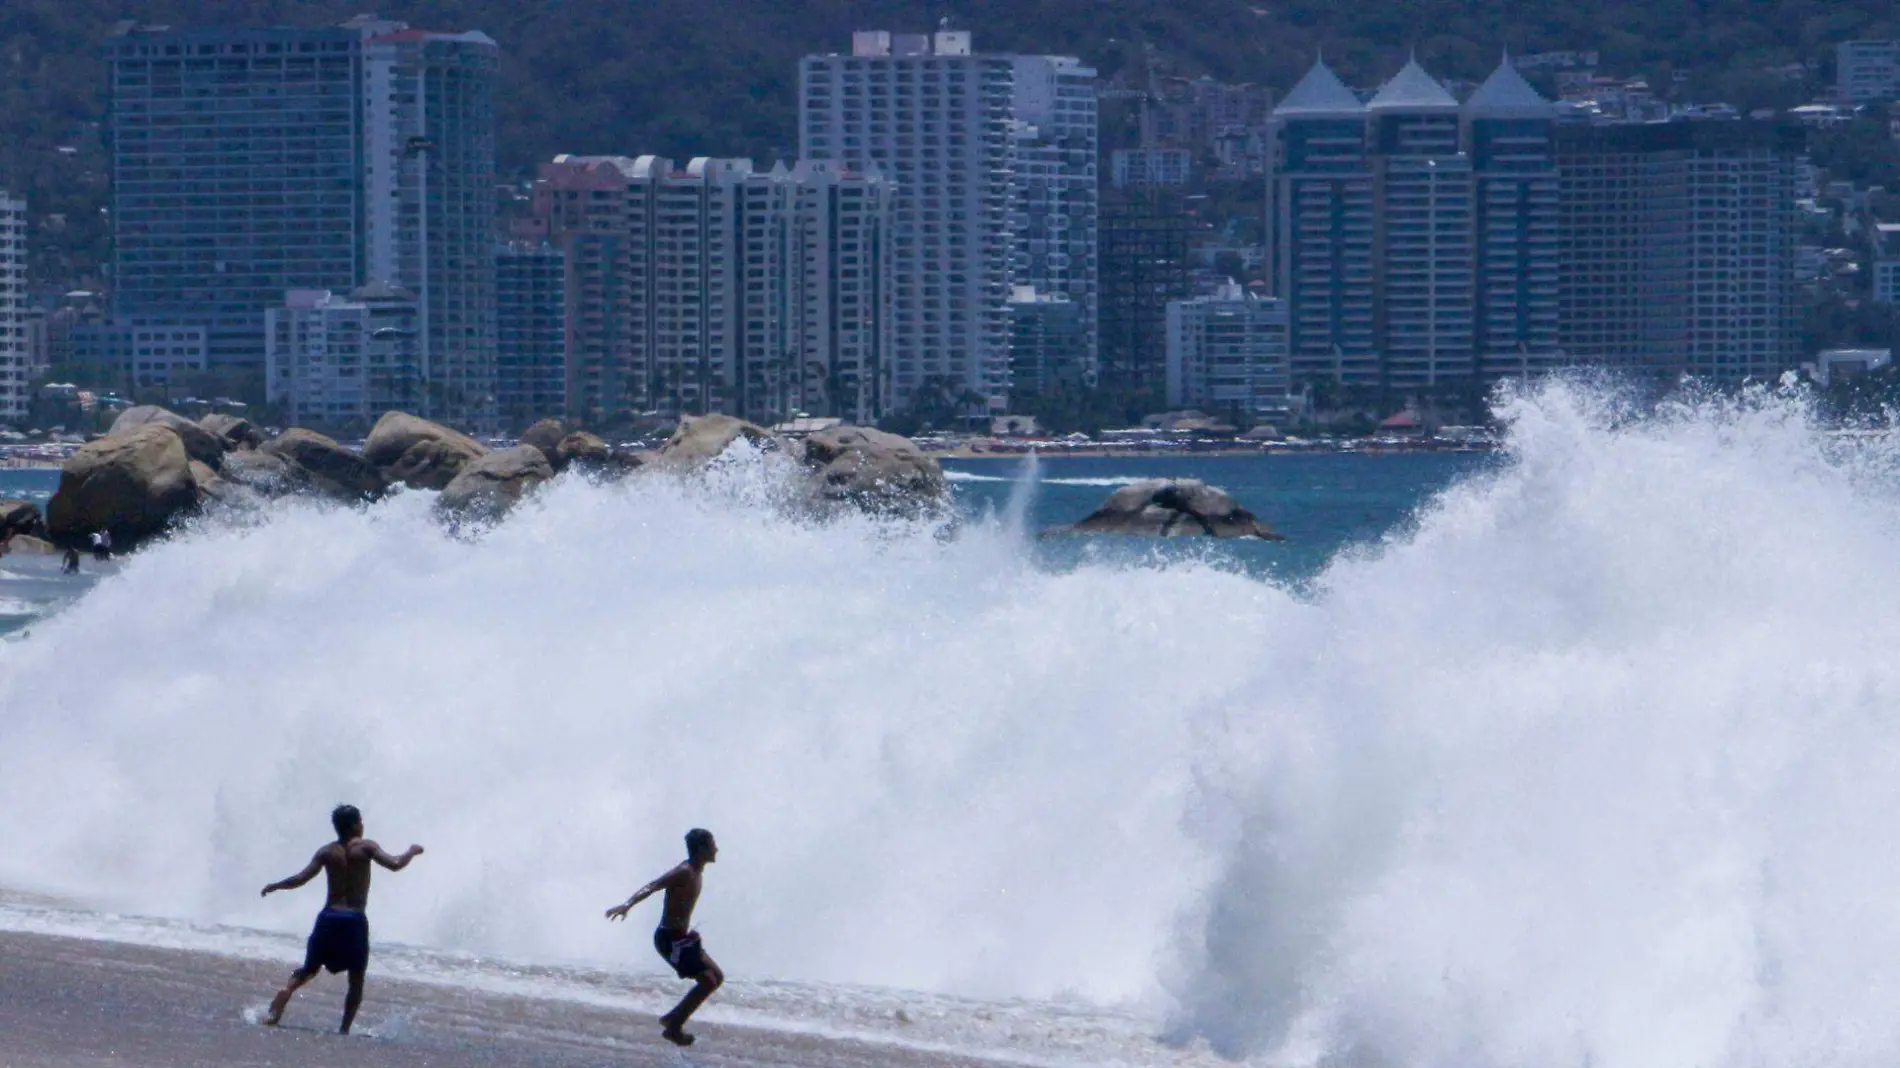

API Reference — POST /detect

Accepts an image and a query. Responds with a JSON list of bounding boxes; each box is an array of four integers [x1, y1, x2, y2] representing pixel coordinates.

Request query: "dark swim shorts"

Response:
[[653, 927, 708, 979], [301, 907, 371, 975]]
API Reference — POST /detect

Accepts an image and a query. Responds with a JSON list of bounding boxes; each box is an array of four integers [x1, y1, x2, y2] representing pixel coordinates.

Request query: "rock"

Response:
[[437, 445, 554, 522], [657, 414, 775, 466], [555, 431, 614, 473], [220, 448, 308, 497], [801, 426, 946, 514], [261, 428, 387, 502], [46, 424, 200, 547], [4, 534, 57, 555], [363, 412, 489, 490], [188, 458, 251, 507], [519, 419, 569, 469], [200, 412, 266, 450], [0, 499, 45, 541], [110, 405, 227, 469], [1062, 479, 1283, 540]]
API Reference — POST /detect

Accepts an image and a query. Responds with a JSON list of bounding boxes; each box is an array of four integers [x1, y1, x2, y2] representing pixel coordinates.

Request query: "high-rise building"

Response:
[[495, 241, 568, 430], [105, 24, 365, 377], [265, 284, 421, 429], [1098, 188, 1192, 395], [103, 18, 497, 425], [0, 192, 25, 422], [1267, 58, 1377, 385], [1556, 120, 1801, 380], [531, 155, 893, 426], [355, 17, 500, 427], [1006, 286, 1087, 398], [799, 30, 1097, 415], [1837, 41, 1900, 105], [1165, 282, 1292, 421], [1464, 61, 1561, 378], [1269, 56, 1565, 389]]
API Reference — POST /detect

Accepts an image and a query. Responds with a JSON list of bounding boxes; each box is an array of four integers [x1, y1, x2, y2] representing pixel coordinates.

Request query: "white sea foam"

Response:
[[4, 381, 1898, 1067], [944, 470, 1147, 488]]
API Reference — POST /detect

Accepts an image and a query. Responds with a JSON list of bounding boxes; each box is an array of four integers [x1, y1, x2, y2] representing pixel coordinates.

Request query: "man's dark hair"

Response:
[[332, 804, 362, 838], [685, 828, 714, 856]]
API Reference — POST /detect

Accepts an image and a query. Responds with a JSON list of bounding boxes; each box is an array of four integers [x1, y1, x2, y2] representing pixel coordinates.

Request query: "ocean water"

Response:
[[3, 380, 1898, 1067]]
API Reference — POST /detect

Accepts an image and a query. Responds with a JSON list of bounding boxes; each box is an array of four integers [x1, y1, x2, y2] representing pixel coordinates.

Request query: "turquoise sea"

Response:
[[0, 453, 1491, 638]]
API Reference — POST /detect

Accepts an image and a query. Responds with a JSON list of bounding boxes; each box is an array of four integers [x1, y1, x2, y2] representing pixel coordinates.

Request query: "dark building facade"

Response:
[[1097, 188, 1191, 395]]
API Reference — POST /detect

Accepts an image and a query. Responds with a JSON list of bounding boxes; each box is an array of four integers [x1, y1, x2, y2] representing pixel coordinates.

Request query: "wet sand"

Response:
[[0, 930, 1008, 1068]]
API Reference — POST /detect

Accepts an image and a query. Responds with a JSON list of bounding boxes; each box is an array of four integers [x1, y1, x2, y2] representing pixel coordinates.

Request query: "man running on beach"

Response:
[[259, 804, 424, 1034], [605, 828, 723, 1046]]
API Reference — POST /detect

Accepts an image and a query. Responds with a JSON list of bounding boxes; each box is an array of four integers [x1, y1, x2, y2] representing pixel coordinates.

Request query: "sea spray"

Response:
[[1173, 382, 1900, 1066], [0, 451, 1256, 1005], [8, 381, 1900, 1068]]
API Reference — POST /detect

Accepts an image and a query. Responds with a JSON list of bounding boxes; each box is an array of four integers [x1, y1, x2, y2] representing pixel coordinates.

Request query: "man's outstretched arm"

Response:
[[605, 868, 679, 921], [261, 849, 328, 897], [366, 841, 425, 871]]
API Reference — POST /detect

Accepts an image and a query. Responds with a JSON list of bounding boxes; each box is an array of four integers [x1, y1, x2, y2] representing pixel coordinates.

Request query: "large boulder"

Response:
[[801, 426, 946, 514], [220, 447, 308, 498], [46, 424, 200, 547], [111, 405, 226, 469], [657, 414, 775, 466], [200, 412, 266, 450], [437, 446, 554, 522], [0, 499, 45, 541], [555, 431, 618, 474], [363, 412, 489, 491], [519, 419, 569, 469], [1062, 479, 1283, 540], [4, 534, 57, 556], [261, 429, 387, 502]]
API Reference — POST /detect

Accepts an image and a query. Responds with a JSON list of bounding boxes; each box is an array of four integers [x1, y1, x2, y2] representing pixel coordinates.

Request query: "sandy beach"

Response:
[[0, 930, 1023, 1068]]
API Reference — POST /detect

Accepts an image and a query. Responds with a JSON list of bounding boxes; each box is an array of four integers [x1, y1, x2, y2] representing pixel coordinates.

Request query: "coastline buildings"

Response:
[[1005, 286, 1087, 398], [1098, 188, 1192, 394], [1165, 281, 1293, 421], [1837, 41, 1900, 104], [0, 193, 25, 422], [799, 30, 1098, 416], [531, 154, 892, 427], [264, 284, 421, 428], [495, 242, 568, 429], [1269, 54, 1792, 389], [1555, 120, 1801, 380], [102, 17, 498, 426]]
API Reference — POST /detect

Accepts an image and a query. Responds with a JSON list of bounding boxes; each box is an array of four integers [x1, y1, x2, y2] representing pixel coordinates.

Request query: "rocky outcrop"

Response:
[[437, 446, 554, 522], [261, 429, 387, 502], [0, 499, 45, 541], [200, 412, 267, 450], [658, 414, 775, 466], [4, 534, 57, 555], [1060, 479, 1283, 540], [46, 424, 200, 546], [519, 419, 569, 469], [554, 431, 616, 474], [363, 412, 489, 491], [110, 405, 226, 469], [801, 426, 946, 514], [220, 448, 308, 497]]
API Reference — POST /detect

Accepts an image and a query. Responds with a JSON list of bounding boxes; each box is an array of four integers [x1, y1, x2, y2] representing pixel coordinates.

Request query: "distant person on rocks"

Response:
[[88, 529, 111, 560], [60, 547, 80, 574], [606, 828, 723, 1046], [259, 804, 424, 1034]]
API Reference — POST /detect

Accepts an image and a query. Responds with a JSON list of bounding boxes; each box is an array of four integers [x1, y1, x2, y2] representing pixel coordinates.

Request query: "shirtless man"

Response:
[[259, 804, 424, 1034], [605, 828, 723, 1046]]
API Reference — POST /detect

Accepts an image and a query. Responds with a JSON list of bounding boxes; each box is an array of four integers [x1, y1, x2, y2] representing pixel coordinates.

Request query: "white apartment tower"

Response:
[[0, 193, 24, 423], [532, 155, 892, 425], [800, 30, 1097, 416], [1166, 282, 1293, 422]]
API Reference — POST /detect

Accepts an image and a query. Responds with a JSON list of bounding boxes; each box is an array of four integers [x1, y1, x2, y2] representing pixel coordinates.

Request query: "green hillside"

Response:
[[4, 0, 1898, 283]]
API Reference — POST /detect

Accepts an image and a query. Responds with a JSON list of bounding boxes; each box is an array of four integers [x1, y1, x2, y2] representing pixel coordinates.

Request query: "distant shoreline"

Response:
[[929, 444, 1499, 460]]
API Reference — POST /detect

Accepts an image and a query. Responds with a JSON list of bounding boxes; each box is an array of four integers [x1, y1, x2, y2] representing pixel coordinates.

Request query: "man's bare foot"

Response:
[[661, 1027, 696, 1047]]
